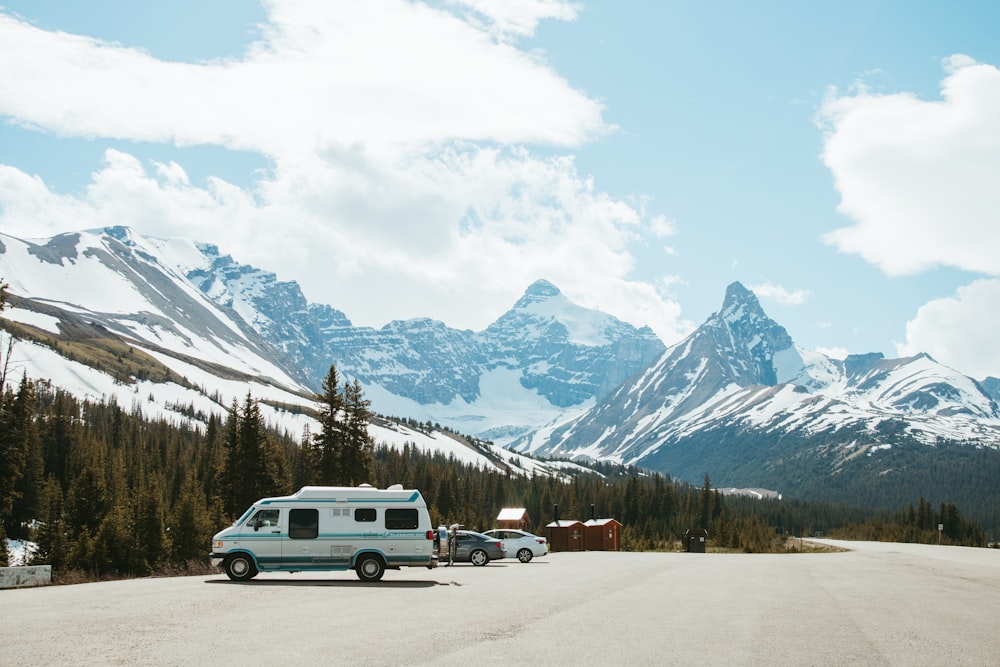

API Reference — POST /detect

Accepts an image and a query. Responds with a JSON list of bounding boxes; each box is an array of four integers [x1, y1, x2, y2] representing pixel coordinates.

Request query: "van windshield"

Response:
[[234, 506, 256, 526]]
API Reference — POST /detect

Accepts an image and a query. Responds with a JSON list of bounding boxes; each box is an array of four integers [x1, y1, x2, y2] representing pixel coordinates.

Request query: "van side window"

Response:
[[250, 509, 279, 528], [355, 508, 376, 522], [385, 508, 418, 530], [289, 508, 319, 539]]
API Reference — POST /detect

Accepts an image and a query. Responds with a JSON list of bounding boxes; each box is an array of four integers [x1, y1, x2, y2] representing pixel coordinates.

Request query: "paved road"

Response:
[[1, 540, 998, 666]]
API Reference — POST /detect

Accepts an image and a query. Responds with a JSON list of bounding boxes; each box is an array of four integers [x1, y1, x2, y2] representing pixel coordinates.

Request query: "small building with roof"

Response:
[[583, 518, 622, 551], [683, 528, 709, 553], [546, 519, 585, 552], [496, 508, 531, 530]]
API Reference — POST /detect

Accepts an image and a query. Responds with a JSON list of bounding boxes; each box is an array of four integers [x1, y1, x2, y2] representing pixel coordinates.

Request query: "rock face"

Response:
[[511, 281, 1000, 493], [1, 226, 310, 390], [5, 227, 1000, 509], [175, 244, 666, 439]]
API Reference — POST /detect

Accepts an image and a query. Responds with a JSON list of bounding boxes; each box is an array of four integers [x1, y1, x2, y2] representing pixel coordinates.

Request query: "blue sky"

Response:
[[1, 1, 999, 379]]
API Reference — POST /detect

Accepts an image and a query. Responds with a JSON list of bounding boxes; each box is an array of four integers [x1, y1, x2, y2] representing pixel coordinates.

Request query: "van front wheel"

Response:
[[356, 555, 385, 582], [224, 553, 258, 581]]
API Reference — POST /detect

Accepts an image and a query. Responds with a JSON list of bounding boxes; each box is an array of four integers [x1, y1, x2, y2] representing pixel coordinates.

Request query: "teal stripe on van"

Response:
[[230, 532, 427, 540], [258, 492, 420, 505]]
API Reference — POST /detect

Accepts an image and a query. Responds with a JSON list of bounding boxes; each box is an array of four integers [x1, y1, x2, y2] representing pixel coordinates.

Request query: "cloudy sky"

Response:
[[1, 0, 999, 380]]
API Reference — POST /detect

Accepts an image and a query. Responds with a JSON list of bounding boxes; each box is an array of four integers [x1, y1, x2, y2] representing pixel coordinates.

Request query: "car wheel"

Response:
[[517, 548, 533, 563], [356, 554, 386, 582], [224, 553, 258, 581], [470, 549, 489, 566]]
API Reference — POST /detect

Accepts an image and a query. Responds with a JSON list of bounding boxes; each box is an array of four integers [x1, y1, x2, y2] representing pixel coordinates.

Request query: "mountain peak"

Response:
[[525, 278, 562, 297], [513, 279, 563, 308], [722, 281, 760, 312]]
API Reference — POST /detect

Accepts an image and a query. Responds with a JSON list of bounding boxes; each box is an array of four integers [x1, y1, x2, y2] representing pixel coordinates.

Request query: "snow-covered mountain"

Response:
[[6, 227, 1000, 509], [0, 227, 318, 429], [162, 240, 665, 443], [511, 282, 1000, 493], [0, 228, 598, 480], [0, 226, 659, 476]]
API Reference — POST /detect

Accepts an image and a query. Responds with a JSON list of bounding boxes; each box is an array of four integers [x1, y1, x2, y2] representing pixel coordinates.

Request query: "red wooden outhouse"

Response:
[[583, 518, 622, 551], [546, 519, 585, 552]]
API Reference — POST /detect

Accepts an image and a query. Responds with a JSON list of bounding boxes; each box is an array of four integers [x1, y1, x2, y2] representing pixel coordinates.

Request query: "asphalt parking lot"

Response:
[[1, 540, 998, 665]]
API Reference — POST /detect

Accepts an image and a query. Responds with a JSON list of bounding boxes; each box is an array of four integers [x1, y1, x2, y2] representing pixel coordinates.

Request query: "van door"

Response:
[[284, 507, 319, 567], [244, 508, 283, 569]]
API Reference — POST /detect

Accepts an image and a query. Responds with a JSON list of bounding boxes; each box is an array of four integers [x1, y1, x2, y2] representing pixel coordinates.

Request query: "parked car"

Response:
[[483, 529, 547, 563], [450, 530, 506, 566]]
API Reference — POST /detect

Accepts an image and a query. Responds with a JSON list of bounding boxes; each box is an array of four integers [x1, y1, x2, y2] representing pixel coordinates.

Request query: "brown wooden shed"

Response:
[[546, 519, 585, 552], [583, 518, 622, 551], [495, 508, 531, 530]]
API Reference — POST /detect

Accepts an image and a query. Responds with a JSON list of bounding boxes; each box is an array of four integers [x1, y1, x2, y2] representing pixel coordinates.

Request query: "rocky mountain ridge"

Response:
[[167, 238, 665, 440], [1, 227, 666, 444], [4, 226, 1000, 526], [509, 283, 1000, 515]]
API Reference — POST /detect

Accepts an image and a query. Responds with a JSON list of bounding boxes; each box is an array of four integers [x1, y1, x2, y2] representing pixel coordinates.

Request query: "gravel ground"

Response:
[[1, 540, 998, 666]]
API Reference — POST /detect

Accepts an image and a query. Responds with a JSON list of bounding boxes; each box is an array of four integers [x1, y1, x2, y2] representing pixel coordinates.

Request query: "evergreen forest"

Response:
[[0, 371, 991, 583], [1, 275, 993, 581]]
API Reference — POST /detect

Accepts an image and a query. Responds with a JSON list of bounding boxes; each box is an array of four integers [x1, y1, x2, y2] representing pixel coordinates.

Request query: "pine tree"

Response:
[[240, 395, 267, 498], [11, 377, 42, 541], [66, 459, 110, 539], [199, 413, 224, 500], [134, 475, 170, 574], [220, 392, 291, 517], [0, 377, 29, 533], [313, 365, 344, 485], [0, 277, 11, 395], [341, 378, 374, 486], [170, 471, 211, 563], [292, 424, 315, 489], [219, 398, 247, 517], [31, 476, 68, 571], [700, 473, 712, 532]]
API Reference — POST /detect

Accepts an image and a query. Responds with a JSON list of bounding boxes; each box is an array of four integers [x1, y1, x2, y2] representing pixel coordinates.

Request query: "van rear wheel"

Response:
[[356, 554, 385, 582], [224, 553, 258, 581]]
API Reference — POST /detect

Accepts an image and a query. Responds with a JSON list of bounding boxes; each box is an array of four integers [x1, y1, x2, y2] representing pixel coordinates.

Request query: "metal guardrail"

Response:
[[0, 565, 52, 589]]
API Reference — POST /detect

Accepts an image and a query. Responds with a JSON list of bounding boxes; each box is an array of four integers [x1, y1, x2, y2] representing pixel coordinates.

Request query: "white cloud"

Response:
[[0, 2, 604, 153], [817, 56, 1000, 277], [446, 0, 581, 39], [0, 1, 689, 344], [896, 279, 1000, 379], [818, 54, 1000, 380], [748, 281, 811, 306]]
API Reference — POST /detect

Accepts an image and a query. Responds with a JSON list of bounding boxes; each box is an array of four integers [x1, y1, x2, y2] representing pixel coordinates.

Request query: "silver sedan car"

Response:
[[447, 530, 506, 566], [484, 529, 547, 563]]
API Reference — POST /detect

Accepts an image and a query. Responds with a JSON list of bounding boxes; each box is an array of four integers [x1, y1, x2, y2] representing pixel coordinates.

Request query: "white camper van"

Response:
[[209, 485, 438, 582]]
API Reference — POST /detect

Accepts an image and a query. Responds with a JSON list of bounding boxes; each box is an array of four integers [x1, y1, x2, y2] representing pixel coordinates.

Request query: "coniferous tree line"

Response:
[[827, 496, 987, 545], [0, 327, 992, 578], [0, 357, 378, 577]]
